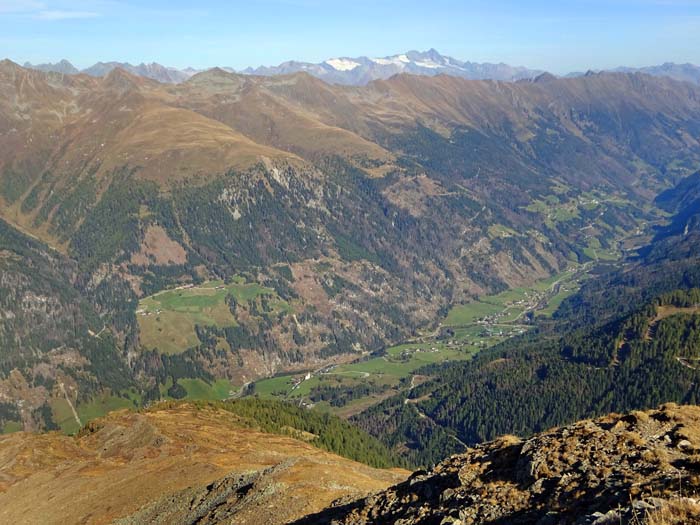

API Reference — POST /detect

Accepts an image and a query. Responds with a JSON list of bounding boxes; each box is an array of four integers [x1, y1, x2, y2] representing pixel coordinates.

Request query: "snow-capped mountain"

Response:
[[24, 51, 700, 88], [27, 50, 541, 87], [243, 49, 544, 85]]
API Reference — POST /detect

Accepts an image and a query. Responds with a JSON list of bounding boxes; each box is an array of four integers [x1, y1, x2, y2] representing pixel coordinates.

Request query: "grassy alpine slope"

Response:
[[0, 400, 407, 525], [1, 60, 700, 431]]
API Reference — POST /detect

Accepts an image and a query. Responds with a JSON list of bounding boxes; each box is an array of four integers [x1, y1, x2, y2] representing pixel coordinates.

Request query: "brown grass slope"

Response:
[[173, 69, 394, 165], [0, 403, 406, 525], [0, 61, 302, 246], [3, 59, 700, 247], [0, 62, 298, 180]]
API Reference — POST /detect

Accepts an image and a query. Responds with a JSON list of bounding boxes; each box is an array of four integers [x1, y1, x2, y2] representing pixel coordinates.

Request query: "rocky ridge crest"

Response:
[[295, 404, 700, 525]]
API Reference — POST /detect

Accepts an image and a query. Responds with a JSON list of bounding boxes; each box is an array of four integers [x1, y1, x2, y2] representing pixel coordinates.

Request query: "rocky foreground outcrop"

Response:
[[294, 404, 700, 525], [3, 403, 700, 524]]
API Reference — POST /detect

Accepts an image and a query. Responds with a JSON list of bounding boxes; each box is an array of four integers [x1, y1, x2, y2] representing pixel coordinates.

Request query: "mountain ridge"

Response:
[[242, 48, 545, 85], [297, 403, 700, 525], [20, 51, 700, 87], [0, 401, 407, 524], [23, 59, 192, 83], [21, 50, 544, 85], [3, 60, 700, 434]]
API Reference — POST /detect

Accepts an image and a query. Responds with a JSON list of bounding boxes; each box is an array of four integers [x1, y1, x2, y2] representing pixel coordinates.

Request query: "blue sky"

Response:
[[1, 0, 699, 73]]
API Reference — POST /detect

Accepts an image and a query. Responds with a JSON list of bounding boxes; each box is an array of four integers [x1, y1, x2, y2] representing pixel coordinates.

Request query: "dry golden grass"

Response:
[[0, 404, 407, 525], [104, 102, 298, 183], [645, 498, 700, 524], [186, 82, 394, 164]]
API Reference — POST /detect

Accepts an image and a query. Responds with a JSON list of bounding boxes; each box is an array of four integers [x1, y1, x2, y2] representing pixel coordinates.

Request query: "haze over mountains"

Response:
[[22, 48, 700, 86], [610, 62, 700, 86], [565, 62, 700, 86], [24, 59, 193, 84], [240, 48, 545, 84]]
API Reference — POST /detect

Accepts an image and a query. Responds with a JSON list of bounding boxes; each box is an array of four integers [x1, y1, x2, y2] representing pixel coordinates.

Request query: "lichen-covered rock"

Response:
[[294, 404, 700, 525]]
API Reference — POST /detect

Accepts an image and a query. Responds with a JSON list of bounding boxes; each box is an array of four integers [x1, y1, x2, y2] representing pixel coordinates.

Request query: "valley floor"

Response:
[[248, 263, 594, 419]]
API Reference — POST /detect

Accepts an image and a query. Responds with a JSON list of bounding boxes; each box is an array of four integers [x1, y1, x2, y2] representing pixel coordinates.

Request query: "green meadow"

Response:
[[137, 278, 289, 355], [158, 377, 237, 401]]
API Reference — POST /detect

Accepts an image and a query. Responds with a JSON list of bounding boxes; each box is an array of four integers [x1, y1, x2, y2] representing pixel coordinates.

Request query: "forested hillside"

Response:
[[0, 218, 135, 432], [2, 60, 700, 432], [190, 398, 404, 468], [353, 180, 700, 466]]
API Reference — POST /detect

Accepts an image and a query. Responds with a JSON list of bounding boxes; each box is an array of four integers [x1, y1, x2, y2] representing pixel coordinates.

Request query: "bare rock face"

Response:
[[114, 464, 293, 525], [294, 404, 700, 525]]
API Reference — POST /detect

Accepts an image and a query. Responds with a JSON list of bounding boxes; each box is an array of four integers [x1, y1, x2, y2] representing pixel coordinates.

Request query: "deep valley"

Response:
[[2, 48, 700, 523]]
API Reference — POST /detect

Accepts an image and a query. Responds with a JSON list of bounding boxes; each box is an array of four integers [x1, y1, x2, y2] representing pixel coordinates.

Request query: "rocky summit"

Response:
[[296, 404, 700, 525]]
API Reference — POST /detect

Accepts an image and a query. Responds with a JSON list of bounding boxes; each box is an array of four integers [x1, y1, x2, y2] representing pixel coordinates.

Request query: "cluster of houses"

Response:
[[476, 294, 542, 327], [399, 346, 440, 358], [290, 372, 313, 390]]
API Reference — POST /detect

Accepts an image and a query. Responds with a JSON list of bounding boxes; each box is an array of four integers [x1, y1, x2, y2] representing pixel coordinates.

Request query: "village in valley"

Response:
[[249, 264, 589, 417]]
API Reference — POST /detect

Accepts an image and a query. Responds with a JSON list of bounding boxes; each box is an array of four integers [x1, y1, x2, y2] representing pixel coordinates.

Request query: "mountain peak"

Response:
[[186, 66, 241, 84], [0, 58, 20, 68], [246, 49, 544, 85], [101, 67, 143, 92], [0, 58, 25, 77], [23, 58, 79, 75], [412, 48, 444, 61], [533, 71, 558, 83], [204, 66, 231, 75], [81, 61, 192, 83], [182, 67, 249, 95]]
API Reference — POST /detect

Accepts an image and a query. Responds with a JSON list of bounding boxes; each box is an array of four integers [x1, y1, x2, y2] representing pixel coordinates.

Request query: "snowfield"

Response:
[[325, 58, 360, 71]]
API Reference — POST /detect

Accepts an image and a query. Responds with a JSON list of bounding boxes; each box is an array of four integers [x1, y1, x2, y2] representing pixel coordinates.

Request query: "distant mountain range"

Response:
[[566, 62, 700, 85], [22, 50, 700, 86], [23, 49, 543, 85], [24, 59, 192, 83], [24, 58, 79, 75], [611, 62, 700, 85], [241, 48, 544, 84]]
